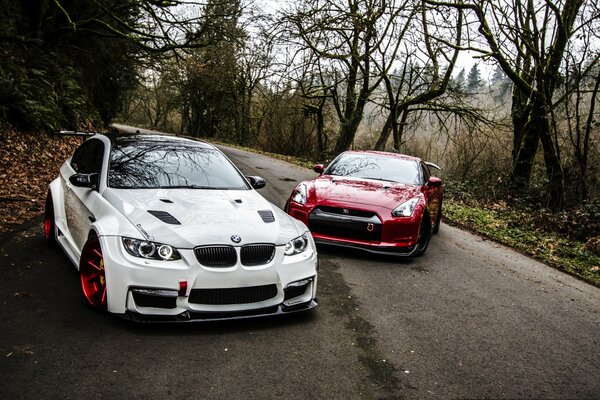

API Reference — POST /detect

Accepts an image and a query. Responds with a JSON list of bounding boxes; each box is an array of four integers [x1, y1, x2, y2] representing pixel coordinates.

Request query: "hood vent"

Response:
[[258, 210, 275, 223], [147, 210, 181, 225]]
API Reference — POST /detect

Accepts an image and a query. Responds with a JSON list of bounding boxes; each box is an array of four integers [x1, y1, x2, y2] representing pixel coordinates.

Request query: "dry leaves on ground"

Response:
[[0, 124, 81, 234]]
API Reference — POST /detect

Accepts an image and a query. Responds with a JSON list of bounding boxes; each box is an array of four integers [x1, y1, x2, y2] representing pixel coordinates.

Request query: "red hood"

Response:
[[310, 175, 422, 210]]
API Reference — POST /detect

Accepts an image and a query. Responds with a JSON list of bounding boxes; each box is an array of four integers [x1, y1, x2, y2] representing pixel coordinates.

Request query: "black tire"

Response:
[[432, 199, 442, 234], [413, 209, 432, 257], [44, 192, 56, 245]]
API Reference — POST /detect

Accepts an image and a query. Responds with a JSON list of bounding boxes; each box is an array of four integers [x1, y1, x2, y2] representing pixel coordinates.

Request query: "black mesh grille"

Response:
[[195, 246, 237, 267], [189, 284, 278, 305], [241, 244, 275, 266], [309, 208, 382, 242], [147, 210, 181, 225], [258, 210, 275, 223]]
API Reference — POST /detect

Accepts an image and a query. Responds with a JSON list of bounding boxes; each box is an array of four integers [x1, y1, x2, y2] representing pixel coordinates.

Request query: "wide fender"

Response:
[[88, 195, 141, 238], [48, 177, 67, 230]]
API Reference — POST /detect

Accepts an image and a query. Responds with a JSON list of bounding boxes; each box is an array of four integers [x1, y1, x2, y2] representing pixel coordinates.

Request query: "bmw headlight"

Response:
[[291, 183, 307, 205], [122, 237, 181, 261], [284, 233, 310, 256], [391, 197, 419, 217]]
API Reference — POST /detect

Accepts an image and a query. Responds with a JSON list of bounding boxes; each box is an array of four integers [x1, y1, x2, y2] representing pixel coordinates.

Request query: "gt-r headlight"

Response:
[[284, 233, 310, 256], [392, 197, 419, 217], [122, 237, 181, 261], [291, 183, 307, 205]]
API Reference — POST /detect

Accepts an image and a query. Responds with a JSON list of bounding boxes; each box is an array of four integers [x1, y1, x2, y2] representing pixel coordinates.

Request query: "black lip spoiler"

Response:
[[120, 300, 318, 323]]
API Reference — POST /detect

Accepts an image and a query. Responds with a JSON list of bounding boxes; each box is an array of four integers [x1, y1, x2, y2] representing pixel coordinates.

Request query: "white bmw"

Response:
[[44, 133, 318, 321]]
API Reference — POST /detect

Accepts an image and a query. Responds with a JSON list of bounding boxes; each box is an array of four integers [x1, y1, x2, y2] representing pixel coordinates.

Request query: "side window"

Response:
[[71, 139, 105, 174], [420, 162, 430, 184]]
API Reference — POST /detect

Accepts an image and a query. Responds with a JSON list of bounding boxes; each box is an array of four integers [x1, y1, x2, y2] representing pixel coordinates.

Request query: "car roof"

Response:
[[341, 150, 421, 162]]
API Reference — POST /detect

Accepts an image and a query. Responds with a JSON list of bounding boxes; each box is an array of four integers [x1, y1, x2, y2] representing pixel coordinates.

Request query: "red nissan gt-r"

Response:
[[285, 151, 442, 257]]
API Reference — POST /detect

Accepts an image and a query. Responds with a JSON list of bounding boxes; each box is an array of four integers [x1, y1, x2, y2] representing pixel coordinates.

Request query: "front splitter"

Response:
[[119, 299, 318, 323]]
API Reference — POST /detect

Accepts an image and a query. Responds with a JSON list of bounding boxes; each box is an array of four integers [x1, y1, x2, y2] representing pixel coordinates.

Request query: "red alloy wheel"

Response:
[[79, 237, 107, 309]]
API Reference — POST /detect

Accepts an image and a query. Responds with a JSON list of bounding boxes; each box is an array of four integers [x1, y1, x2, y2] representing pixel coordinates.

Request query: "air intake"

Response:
[[147, 210, 181, 225], [258, 210, 275, 223], [189, 284, 278, 305]]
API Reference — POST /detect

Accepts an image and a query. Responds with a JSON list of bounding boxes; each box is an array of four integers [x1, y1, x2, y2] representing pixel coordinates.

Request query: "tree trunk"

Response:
[[512, 99, 564, 210], [539, 124, 564, 210], [510, 121, 540, 191], [316, 99, 326, 159], [393, 108, 409, 152], [334, 118, 360, 154], [374, 115, 394, 150], [510, 86, 530, 164], [577, 68, 600, 201]]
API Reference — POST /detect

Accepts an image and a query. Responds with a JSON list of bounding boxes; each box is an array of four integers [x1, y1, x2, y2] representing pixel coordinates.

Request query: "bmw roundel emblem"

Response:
[[231, 235, 242, 243]]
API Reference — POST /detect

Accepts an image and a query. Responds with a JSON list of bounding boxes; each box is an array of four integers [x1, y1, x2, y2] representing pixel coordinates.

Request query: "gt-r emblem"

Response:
[[231, 235, 242, 243], [366, 223, 374, 232]]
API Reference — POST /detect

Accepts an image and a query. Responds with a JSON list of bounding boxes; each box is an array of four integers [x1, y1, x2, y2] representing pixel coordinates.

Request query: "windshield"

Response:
[[108, 142, 249, 190], [325, 153, 421, 185]]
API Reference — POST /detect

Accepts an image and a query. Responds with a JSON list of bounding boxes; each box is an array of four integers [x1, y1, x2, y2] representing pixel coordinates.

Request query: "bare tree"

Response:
[[427, 0, 599, 210], [280, 0, 410, 155], [373, 1, 464, 151]]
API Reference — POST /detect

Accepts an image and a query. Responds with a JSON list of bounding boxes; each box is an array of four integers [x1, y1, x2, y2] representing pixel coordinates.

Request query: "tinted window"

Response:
[[325, 153, 420, 185], [71, 139, 105, 174], [108, 142, 249, 190]]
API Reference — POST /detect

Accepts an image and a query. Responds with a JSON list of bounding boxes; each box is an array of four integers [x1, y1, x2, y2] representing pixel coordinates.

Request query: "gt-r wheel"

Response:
[[414, 210, 432, 257], [432, 200, 442, 234], [79, 237, 107, 310], [44, 192, 56, 245]]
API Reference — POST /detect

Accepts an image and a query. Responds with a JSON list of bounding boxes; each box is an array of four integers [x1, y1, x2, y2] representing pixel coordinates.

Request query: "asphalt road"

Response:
[[1, 135, 599, 399]]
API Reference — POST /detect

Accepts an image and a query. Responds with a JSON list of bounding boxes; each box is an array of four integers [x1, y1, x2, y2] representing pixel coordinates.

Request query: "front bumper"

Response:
[[100, 236, 318, 320], [288, 203, 422, 255], [121, 300, 318, 323]]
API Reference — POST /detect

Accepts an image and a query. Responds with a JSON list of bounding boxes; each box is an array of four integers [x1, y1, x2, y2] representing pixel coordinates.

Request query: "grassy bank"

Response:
[[444, 200, 600, 287]]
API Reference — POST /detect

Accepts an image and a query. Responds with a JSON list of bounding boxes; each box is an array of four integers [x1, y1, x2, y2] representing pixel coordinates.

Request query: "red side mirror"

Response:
[[428, 176, 442, 187], [313, 164, 324, 174]]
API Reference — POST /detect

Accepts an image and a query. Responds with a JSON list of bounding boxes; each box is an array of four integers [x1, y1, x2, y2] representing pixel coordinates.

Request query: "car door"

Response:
[[420, 162, 440, 220], [62, 138, 105, 252]]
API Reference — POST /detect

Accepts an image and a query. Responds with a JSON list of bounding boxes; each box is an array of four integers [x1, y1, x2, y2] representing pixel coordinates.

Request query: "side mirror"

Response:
[[246, 175, 266, 189], [428, 176, 442, 187], [313, 164, 324, 174], [69, 173, 98, 190]]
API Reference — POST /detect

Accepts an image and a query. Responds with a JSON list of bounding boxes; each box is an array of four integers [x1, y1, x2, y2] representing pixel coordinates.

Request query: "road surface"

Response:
[[1, 132, 598, 399]]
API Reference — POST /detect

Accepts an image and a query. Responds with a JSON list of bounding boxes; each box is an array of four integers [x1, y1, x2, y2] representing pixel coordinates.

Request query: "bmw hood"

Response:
[[102, 188, 304, 248], [311, 175, 422, 209]]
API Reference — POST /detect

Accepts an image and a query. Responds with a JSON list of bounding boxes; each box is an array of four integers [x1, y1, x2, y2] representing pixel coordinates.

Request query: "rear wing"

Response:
[[425, 161, 441, 171], [51, 130, 97, 137]]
